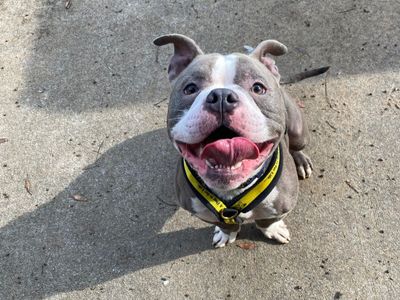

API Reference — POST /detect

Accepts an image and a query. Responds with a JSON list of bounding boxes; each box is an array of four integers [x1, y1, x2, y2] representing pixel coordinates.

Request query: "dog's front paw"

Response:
[[212, 226, 238, 248], [258, 220, 291, 244], [291, 150, 313, 179]]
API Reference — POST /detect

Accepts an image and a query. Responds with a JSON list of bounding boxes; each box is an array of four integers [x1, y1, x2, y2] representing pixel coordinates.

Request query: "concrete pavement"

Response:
[[0, 0, 399, 299]]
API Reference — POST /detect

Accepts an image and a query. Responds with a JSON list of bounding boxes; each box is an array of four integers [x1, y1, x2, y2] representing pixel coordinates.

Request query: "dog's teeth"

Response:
[[206, 161, 243, 170], [206, 160, 213, 168], [231, 161, 243, 170]]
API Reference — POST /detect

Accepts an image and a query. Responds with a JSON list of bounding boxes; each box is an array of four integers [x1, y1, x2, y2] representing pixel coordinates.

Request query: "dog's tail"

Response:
[[281, 66, 330, 84], [243, 45, 329, 84]]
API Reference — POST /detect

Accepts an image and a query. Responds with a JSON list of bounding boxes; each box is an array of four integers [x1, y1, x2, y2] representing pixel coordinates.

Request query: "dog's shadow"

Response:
[[0, 129, 215, 299]]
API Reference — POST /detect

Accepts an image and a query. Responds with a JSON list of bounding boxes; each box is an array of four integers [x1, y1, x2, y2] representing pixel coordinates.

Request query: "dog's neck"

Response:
[[206, 147, 279, 200], [210, 164, 264, 201], [184, 144, 281, 202]]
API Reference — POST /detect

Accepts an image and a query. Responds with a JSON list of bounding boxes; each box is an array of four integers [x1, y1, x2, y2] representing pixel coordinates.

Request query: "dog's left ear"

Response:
[[154, 34, 204, 82], [250, 40, 287, 81]]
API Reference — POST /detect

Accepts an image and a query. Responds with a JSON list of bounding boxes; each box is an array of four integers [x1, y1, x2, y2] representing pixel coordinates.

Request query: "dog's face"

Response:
[[155, 34, 288, 191]]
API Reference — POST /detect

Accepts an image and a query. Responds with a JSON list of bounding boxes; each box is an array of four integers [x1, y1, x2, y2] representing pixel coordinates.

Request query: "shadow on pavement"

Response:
[[0, 127, 283, 298], [0, 129, 214, 298]]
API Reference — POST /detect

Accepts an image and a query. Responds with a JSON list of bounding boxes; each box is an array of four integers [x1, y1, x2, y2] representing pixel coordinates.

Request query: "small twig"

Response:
[[325, 120, 337, 131], [385, 85, 395, 103], [191, 4, 199, 18], [155, 47, 160, 63], [65, 0, 72, 9], [324, 73, 332, 108], [345, 180, 360, 194], [82, 138, 106, 170], [95, 140, 105, 160], [123, 183, 135, 191], [82, 164, 100, 171], [71, 194, 88, 202], [24, 174, 33, 195], [83, 139, 105, 170], [324, 73, 329, 98], [153, 98, 168, 107], [41, 262, 47, 275], [338, 7, 356, 14], [156, 196, 177, 207], [324, 72, 341, 112]]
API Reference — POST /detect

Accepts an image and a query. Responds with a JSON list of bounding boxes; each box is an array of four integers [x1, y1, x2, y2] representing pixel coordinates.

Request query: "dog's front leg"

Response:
[[283, 91, 313, 179], [212, 223, 241, 248], [290, 150, 313, 179], [256, 218, 290, 244]]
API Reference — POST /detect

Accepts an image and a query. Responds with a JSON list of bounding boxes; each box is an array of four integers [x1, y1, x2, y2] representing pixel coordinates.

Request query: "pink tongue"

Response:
[[200, 137, 259, 166]]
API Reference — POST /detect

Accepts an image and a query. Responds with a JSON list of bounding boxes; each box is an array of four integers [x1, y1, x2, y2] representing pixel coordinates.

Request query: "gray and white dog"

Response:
[[154, 34, 316, 248]]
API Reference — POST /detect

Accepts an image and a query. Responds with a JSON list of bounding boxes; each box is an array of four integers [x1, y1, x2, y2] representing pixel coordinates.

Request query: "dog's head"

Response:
[[154, 34, 288, 191]]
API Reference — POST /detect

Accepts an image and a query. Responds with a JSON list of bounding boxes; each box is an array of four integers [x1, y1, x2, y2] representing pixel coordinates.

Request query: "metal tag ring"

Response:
[[220, 208, 239, 220]]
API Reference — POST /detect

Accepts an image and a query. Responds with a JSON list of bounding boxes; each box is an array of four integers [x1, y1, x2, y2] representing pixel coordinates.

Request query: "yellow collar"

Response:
[[183, 144, 283, 224]]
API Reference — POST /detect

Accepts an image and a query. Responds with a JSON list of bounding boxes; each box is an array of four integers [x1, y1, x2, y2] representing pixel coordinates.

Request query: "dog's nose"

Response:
[[205, 88, 239, 114]]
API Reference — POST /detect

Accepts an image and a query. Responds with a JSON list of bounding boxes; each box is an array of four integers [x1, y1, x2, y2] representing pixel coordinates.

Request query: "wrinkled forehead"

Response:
[[234, 53, 278, 85], [177, 53, 276, 86]]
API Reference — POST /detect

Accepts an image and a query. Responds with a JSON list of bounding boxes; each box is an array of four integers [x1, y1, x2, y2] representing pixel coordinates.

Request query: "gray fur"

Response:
[[154, 34, 312, 245], [167, 54, 220, 132]]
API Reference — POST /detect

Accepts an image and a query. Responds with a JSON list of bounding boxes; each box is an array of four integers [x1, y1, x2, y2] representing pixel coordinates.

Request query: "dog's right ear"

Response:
[[153, 34, 204, 82]]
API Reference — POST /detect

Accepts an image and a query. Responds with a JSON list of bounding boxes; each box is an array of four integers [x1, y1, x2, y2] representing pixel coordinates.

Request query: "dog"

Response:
[[154, 34, 320, 248]]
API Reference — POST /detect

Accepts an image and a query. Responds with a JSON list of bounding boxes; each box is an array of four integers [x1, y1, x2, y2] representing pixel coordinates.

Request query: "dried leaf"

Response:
[[24, 176, 32, 195], [236, 242, 256, 250], [0, 138, 8, 144], [297, 99, 305, 108], [71, 194, 88, 202]]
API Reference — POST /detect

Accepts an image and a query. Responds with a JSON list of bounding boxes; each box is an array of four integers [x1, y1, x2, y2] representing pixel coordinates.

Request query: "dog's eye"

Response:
[[183, 83, 199, 95], [251, 83, 267, 95]]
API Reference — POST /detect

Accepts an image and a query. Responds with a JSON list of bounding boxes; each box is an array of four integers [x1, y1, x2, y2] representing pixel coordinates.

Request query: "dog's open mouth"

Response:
[[177, 126, 274, 177]]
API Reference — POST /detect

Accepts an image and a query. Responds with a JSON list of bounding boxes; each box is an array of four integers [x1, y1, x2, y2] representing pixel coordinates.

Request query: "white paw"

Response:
[[212, 226, 238, 248], [291, 150, 313, 179], [258, 220, 291, 244]]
